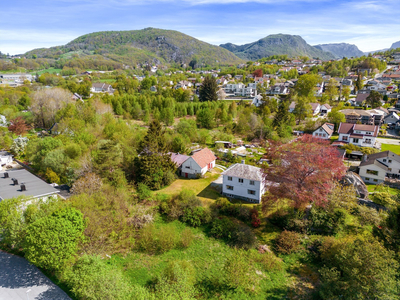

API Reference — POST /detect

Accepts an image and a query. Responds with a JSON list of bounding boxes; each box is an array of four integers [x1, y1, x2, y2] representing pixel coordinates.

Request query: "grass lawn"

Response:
[[381, 143, 400, 155], [365, 183, 399, 195], [155, 172, 222, 206]]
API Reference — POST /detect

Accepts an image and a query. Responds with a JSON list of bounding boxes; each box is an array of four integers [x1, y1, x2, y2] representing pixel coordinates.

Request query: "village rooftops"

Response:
[[360, 151, 400, 167], [338, 123, 379, 137], [222, 163, 263, 182], [0, 169, 59, 201]]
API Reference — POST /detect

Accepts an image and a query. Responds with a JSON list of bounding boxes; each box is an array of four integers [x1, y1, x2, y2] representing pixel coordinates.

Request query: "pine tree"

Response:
[[273, 100, 290, 129], [136, 120, 176, 190], [199, 76, 218, 102]]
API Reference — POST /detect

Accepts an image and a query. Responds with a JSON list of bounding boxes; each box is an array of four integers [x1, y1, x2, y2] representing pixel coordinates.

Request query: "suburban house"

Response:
[[179, 148, 216, 178], [353, 93, 369, 106], [312, 123, 334, 139], [91, 83, 114, 94], [359, 151, 400, 184], [289, 102, 321, 115], [0, 169, 60, 201], [337, 123, 379, 148], [384, 112, 400, 124], [221, 162, 265, 203], [0, 151, 12, 168], [224, 83, 256, 97], [340, 109, 385, 126], [320, 104, 332, 115], [0, 114, 6, 127], [0, 74, 33, 83]]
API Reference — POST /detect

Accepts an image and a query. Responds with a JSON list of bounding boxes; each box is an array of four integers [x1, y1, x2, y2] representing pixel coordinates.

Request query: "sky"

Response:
[[1, 0, 400, 55]]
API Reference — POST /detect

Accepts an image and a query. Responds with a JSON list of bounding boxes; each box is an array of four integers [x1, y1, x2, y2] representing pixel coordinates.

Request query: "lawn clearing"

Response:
[[155, 172, 222, 206], [381, 143, 400, 155], [365, 183, 399, 195]]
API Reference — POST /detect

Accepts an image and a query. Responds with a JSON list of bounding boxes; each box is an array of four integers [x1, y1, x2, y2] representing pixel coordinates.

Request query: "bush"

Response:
[[137, 183, 152, 202], [182, 206, 211, 227], [160, 189, 203, 222], [251, 251, 283, 272], [180, 228, 194, 248], [232, 225, 257, 250], [275, 230, 302, 254], [371, 191, 397, 207], [137, 224, 183, 254], [210, 217, 237, 240], [309, 206, 347, 235]]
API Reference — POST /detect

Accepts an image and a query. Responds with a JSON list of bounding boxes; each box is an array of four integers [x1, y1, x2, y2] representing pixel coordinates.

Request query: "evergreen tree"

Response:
[[273, 100, 290, 129], [136, 120, 176, 190], [199, 76, 218, 102]]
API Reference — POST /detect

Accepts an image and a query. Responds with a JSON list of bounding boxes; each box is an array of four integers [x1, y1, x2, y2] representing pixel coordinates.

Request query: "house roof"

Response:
[[289, 101, 296, 109], [222, 163, 263, 181], [310, 103, 320, 111], [170, 153, 190, 167], [0, 169, 60, 201], [353, 124, 379, 136], [321, 104, 332, 109], [355, 93, 369, 103], [317, 123, 334, 136], [338, 123, 354, 134], [360, 151, 400, 166], [191, 148, 216, 169]]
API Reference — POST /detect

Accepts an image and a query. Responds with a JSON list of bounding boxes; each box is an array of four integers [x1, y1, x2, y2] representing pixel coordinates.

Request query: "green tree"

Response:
[[366, 90, 382, 108], [199, 76, 218, 102], [196, 107, 215, 129], [295, 73, 322, 99], [136, 120, 176, 190], [24, 207, 85, 270], [325, 78, 339, 102], [293, 96, 312, 123], [273, 100, 291, 129], [327, 110, 346, 130]]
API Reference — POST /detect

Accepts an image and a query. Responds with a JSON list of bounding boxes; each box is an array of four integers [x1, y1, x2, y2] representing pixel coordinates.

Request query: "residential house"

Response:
[[312, 123, 334, 139], [0, 151, 12, 168], [180, 148, 216, 178], [359, 151, 400, 184], [337, 123, 379, 148], [269, 84, 288, 95], [221, 162, 265, 203], [320, 104, 332, 115], [353, 93, 369, 106], [384, 111, 400, 124], [170, 153, 190, 176], [0, 169, 60, 201], [91, 83, 114, 94], [310, 103, 321, 115], [252, 95, 263, 107], [0, 115, 6, 127]]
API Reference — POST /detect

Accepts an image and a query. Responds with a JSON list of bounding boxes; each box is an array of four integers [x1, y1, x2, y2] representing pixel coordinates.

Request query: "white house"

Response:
[[252, 95, 263, 107], [384, 112, 400, 124], [358, 151, 400, 184], [221, 162, 265, 203], [91, 83, 114, 94], [310, 103, 321, 115], [312, 123, 334, 139], [337, 123, 379, 148], [180, 148, 216, 179], [320, 104, 332, 115], [0, 115, 6, 127], [0, 151, 12, 167]]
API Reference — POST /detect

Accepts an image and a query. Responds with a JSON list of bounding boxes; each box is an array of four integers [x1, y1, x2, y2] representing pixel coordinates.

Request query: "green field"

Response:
[[381, 143, 400, 155], [365, 183, 399, 195]]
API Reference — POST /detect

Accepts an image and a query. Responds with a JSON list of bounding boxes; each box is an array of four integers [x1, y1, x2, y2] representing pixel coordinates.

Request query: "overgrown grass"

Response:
[[365, 183, 399, 195]]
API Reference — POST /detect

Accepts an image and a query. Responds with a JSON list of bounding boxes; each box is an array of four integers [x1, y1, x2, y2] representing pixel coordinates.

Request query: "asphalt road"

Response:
[[0, 251, 71, 300]]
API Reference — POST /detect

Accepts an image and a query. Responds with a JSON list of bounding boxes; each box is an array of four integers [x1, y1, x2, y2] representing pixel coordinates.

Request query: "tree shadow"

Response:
[[197, 184, 221, 200]]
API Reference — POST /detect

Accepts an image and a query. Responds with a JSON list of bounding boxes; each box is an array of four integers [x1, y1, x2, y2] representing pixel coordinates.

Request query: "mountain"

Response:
[[219, 34, 335, 61], [314, 43, 364, 58], [390, 41, 400, 49], [24, 28, 243, 67]]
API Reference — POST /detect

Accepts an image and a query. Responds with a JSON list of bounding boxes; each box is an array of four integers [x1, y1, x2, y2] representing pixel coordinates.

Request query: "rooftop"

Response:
[[0, 169, 59, 201], [222, 163, 263, 181]]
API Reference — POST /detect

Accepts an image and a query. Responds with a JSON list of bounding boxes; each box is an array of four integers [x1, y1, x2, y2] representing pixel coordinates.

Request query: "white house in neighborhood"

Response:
[[337, 123, 379, 148], [320, 104, 332, 115], [384, 112, 400, 124], [90, 83, 114, 94], [180, 148, 216, 179], [0, 151, 12, 168], [312, 123, 334, 139], [0, 115, 6, 127], [358, 151, 400, 184], [221, 162, 265, 203]]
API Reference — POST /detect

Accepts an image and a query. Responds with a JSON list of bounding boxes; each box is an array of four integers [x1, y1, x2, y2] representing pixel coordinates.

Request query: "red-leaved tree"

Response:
[[253, 69, 263, 78], [262, 134, 346, 211], [8, 116, 30, 136]]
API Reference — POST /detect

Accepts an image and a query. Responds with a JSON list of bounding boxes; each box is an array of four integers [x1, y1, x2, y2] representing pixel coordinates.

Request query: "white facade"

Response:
[[384, 112, 400, 124], [0, 74, 33, 82], [359, 163, 386, 184], [312, 125, 333, 139], [0, 152, 12, 166], [180, 157, 215, 179], [338, 133, 377, 147]]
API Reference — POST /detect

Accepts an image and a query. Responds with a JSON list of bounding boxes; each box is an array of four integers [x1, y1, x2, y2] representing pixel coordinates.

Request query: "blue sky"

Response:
[[1, 0, 399, 55]]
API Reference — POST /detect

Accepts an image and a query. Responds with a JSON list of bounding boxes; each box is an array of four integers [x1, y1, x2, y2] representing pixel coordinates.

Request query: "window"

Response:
[[365, 177, 370, 181], [366, 169, 379, 175], [226, 185, 234, 190], [388, 168, 392, 171], [389, 160, 392, 163], [228, 176, 232, 181], [238, 178, 244, 183], [248, 190, 256, 195], [353, 138, 359, 143], [185, 166, 190, 169], [383, 159, 387, 162], [250, 180, 255, 185], [365, 138, 372, 144], [342, 136, 348, 141], [373, 179, 378, 182]]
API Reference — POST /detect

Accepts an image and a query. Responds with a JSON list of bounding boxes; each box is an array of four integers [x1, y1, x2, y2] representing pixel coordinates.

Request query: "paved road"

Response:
[[376, 138, 400, 145], [0, 251, 71, 300]]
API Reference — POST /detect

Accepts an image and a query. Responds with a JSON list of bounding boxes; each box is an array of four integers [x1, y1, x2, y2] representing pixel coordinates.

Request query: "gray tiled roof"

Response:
[[222, 163, 263, 181], [0, 169, 59, 201]]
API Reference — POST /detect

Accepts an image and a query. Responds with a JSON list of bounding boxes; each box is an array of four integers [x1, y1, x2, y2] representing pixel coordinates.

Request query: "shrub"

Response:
[[64, 143, 82, 159], [137, 224, 179, 254], [136, 183, 152, 201], [371, 191, 397, 207], [232, 225, 257, 250], [309, 206, 347, 235], [180, 228, 194, 248], [130, 205, 154, 229], [45, 167, 60, 184], [251, 251, 283, 272], [275, 230, 302, 254], [182, 206, 211, 227], [210, 217, 237, 240]]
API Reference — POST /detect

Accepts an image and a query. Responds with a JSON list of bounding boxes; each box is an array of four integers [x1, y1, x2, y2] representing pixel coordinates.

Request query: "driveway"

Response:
[[376, 138, 400, 145], [0, 251, 71, 300]]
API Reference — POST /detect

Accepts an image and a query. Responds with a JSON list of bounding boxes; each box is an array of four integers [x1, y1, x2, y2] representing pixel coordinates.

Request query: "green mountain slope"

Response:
[[25, 28, 244, 67], [314, 43, 365, 58], [220, 34, 335, 60]]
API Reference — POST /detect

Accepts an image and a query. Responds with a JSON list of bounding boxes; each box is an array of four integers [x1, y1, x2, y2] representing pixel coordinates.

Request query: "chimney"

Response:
[[4, 172, 9, 178], [12, 178, 18, 185], [241, 160, 245, 164], [20, 183, 26, 191]]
